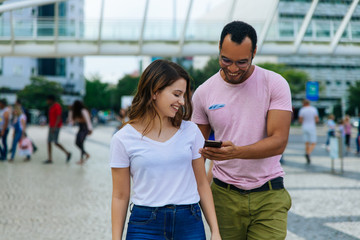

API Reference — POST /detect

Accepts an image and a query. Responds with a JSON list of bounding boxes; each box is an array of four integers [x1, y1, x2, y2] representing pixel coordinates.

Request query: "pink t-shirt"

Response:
[[192, 66, 292, 190]]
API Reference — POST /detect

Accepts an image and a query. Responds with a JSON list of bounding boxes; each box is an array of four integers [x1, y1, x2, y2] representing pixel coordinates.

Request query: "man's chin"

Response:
[[226, 75, 245, 84]]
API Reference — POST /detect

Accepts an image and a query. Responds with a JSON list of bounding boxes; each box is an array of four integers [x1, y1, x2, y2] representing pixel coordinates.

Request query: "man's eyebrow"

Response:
[[220, 55, 248, 61]]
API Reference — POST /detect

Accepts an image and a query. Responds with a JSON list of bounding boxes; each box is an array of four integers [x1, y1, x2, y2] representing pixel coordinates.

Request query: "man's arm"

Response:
[[200, 110, 292, 160], [298, 116, 303, 124], [197, 124, 212, 140]]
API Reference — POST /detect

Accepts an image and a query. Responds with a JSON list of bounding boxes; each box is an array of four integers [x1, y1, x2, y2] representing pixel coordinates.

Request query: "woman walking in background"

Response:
[[69, 100, 93, 165], [9, 105, 26, 162], [343, 115, 352, 155]]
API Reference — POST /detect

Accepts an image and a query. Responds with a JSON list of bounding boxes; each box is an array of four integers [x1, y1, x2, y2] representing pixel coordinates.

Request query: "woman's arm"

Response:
[[192, 157, 221, 240], [81, 109, 93, 133], [111, 167, 131, 240], [20, 115, 26, 131]]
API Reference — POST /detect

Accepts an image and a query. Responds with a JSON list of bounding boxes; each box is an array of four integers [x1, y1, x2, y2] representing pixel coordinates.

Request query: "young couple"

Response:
[[110, 20, 292, 240]]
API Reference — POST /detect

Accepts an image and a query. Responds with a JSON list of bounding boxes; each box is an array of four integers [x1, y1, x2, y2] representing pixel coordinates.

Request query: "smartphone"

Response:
[[204, 140, 222, 148]]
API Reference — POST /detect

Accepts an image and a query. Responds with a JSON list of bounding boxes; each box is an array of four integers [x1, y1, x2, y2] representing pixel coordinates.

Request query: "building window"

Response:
[[70, 72, 74, 79], [326, 81, 331, 85], [346, 81, 351, 86], [336, 81, 341, 86], [38, 58, 66, 77]]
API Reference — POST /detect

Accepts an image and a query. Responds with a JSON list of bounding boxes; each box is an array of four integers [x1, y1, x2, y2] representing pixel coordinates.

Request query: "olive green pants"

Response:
[[211, 181, 292, 240]]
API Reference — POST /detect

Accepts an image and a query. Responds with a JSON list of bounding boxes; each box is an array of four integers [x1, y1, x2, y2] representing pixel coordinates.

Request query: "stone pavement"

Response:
[[0, 124, 359, 240]]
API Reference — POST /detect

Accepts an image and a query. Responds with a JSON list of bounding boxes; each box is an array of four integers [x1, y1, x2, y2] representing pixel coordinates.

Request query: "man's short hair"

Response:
[[220, 21, 257, 53], [47, 94, 56, 101], [303, 99, 310, 105]]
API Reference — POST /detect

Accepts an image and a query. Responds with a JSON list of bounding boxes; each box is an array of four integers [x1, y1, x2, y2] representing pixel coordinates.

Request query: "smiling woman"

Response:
[[109, 59, 221, 240]]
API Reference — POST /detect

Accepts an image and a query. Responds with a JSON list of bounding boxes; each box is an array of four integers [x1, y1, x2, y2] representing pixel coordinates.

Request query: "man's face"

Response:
[[219, 35, 256, 84]]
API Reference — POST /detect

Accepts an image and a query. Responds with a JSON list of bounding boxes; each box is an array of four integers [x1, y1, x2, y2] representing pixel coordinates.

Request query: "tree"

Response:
[[346, 81, 360, 115], [187, 57, 220, 89], [84, 76, 112, 110], [115, 74, 140, 109], [16, 76, 63, 110]]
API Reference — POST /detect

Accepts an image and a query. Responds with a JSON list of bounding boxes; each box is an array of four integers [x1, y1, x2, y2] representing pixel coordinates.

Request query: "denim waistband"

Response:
[[131, 203, 199, 212]]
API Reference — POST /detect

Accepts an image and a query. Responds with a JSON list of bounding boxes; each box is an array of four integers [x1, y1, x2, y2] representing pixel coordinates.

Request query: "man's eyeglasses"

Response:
[[220, 56, 252, 69]]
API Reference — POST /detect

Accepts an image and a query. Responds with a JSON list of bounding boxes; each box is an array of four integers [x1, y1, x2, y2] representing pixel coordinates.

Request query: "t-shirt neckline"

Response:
[[127, 122, 183, 145]]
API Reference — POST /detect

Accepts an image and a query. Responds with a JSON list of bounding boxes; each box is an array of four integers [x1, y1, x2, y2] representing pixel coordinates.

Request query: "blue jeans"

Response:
[[126, 203, 206, 240], [10, 130, 22, 159], [0, 128, 9, 160]]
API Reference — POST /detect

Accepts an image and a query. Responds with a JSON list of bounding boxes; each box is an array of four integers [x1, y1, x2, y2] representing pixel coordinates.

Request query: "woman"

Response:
[[343, 115, 352, 154], [9, 105, 26, 162], [110, 60, 221, 240], [69, 100, 93, 165]]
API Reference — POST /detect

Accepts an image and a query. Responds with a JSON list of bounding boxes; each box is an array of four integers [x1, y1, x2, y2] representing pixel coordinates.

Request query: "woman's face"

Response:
[[153, 78, 187, 119]]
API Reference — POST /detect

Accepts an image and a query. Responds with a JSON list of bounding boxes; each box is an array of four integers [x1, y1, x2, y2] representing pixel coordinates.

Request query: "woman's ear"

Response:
[[152, 91, 158, 100]]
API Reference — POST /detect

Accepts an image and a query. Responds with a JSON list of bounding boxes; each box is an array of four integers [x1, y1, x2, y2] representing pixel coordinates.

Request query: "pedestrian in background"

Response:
[[0, 99, 11, 161], [18, 132, 33, 161], [343, 115, 351, 155], [15, 99, 38, 153], [43, 95, 71, 164], [9, 105, 26, 162], [192, 21, 292, 239], [68, 100, 93, 165], [298, 99, 319, 164], [326, 114, 336, 150], [110, 60, 221, 240]]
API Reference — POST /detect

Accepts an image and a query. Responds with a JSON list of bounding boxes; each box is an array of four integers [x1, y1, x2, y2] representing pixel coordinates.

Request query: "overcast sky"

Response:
[[83, 0, 220, 84]]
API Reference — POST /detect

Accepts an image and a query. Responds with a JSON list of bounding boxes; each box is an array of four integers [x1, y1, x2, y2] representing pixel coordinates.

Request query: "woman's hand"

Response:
[[211, 232, 222, 240]]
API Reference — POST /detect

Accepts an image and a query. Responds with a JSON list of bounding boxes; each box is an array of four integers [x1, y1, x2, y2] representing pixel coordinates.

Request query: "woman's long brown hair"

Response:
[[127, 59, 193, 136]]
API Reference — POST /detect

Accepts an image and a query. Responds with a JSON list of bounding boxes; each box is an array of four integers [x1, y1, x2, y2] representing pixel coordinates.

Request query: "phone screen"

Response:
[[204, 140, 222, 148]]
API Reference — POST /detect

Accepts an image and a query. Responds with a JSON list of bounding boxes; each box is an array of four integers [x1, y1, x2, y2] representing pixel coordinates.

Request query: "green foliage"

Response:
[[257, 62, 310, 94], [187, 57, 220, 90], [84, 76, 112, 110], [115, 74, 140, 110], [346, 81, 360, 115], [116, 75, 140, 97], [16, 76, 63, 110]]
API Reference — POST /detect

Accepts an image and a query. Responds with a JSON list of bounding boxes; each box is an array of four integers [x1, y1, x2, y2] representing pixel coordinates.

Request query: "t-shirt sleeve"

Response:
[[269, 74, 292, 112], [192, 124, 205, 160], [298, 108, 304, 117], [109, 134, 130, 168], [191, 88, 209, 125]]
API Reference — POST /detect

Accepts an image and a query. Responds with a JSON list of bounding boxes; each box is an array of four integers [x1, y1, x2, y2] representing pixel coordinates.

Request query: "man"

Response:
[[192, 21, 292, 240], [0, 99, 11, 160], [298, 99, 319, 164], [43, 95, 71, 164]]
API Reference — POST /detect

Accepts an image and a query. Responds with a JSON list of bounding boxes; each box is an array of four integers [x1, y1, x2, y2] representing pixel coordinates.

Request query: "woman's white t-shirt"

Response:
[[109, 120, 204, 207]]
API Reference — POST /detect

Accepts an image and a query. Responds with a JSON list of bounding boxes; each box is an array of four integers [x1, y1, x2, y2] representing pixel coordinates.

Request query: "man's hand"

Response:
[[199, 141, 238, 161]]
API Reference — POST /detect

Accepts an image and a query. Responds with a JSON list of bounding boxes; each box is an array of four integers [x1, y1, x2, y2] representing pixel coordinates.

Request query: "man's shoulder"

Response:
[[196, 71, 221, 90]]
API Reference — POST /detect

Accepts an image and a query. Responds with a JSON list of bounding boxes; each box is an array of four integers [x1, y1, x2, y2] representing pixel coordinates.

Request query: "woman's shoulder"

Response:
[[113, 124, 135, 139], [180, 120, 199, 131]]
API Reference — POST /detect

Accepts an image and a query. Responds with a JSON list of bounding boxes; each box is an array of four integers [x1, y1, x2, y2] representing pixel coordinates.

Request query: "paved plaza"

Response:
[[0, 124, 360, 240]]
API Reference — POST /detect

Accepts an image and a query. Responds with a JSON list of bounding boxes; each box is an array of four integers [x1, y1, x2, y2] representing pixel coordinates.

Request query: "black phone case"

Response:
[[204, 140, 222, 148]]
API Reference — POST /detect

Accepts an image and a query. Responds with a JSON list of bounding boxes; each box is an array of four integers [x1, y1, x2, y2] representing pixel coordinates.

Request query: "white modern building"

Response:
[[0, 0, 84, 105]]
